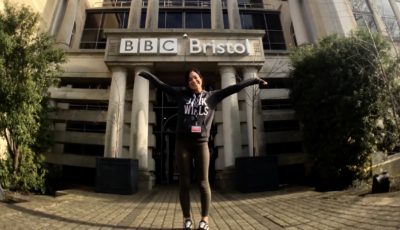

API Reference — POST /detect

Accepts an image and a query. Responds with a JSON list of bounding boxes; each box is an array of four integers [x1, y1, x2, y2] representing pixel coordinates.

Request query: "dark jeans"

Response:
[[176, 138, 211, 217]]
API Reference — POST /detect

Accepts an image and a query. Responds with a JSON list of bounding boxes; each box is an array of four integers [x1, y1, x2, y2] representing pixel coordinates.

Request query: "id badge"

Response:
[[191, 126, 201, 133]]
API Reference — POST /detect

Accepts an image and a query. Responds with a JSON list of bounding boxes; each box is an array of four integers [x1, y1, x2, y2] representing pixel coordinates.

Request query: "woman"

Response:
[[138, 69, 267, 230]]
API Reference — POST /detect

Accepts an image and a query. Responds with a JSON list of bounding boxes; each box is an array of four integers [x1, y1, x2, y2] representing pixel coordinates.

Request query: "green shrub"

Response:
[[0, 147, 47, 194], [290, 30, 399, 190]]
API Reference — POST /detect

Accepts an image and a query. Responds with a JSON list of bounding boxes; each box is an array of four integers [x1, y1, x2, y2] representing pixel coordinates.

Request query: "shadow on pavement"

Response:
[[5, 203, 180, 230]]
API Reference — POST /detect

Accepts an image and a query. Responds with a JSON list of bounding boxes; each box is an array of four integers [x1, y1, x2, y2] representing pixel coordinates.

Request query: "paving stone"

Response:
[[0, 187, 399, 229]]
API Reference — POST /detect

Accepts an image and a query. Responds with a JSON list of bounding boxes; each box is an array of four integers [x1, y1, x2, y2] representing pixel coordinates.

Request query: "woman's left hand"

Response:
[[258, 78, 268, 86]]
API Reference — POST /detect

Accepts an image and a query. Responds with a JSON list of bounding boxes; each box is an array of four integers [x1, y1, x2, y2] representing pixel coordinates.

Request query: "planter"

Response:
[[95, 157, 138, 195], [372, 172, 390, 193], [235, 155, 279, 193]]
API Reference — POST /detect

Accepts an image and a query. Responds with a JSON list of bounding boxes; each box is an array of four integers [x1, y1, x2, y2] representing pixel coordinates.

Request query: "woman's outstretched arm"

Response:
[[138, 71, 182, 97], [207, 77, 268, 108]]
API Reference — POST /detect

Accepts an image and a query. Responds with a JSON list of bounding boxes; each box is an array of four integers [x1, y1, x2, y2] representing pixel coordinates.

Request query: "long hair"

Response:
[[184, 68, 204, 89]]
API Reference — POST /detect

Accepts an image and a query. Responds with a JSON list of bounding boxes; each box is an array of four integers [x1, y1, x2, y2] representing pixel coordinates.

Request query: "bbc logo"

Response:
[[119, 38, 178, 54]]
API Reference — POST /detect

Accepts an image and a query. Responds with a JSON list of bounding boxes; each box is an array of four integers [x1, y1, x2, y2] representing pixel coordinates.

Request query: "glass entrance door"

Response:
[[153, 90, 179, 184]]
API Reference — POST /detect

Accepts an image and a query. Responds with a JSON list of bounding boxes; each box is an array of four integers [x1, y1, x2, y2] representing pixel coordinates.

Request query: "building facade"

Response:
[[2, 0, 400, 189]]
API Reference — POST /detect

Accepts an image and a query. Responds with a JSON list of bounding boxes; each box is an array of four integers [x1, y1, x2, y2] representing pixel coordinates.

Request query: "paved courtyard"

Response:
[[0, 185, 399, 229]]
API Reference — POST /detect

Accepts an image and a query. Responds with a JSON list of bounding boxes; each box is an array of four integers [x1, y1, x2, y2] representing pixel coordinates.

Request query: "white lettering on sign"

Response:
[[120, 38, 178, 54], [159, 38, 177, 53], [119, 38, 252, 55], [140, 38, 157, 53], [189, 38, 250, 55], [120, 38, 139, 53]]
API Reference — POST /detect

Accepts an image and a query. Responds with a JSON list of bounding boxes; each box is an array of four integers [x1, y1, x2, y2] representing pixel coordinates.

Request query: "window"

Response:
[[141, 11, 147, 28], [159, 11, 184, 28], [241, 12, 266, 29], [351, 0, 400, 38], [66, 121, 106, 133], [262, 99, 293, 110], [240, 11, 286, 50], [64, 143, 104, 156], [80, 11, 130, 49], [166, 12, 182, 28], [350, 0, 378, 33], [158, 10, 211, 28], [223, 11, 229, 28], [264, 120, 300, 132], [69, 102, 108, 111], [185, 12, 211, 28]]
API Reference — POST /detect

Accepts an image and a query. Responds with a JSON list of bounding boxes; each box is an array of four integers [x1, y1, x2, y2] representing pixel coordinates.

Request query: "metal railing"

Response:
[[98, 0, 131, 7], [95, 0, 275, 10]]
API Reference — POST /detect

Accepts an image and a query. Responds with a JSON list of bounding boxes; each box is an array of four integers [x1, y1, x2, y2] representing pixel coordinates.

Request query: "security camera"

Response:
[[183, 33, 188, 39]]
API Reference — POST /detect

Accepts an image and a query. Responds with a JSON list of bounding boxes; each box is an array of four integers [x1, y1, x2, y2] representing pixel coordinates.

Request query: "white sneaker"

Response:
[[184, 219, 192, 230], [198, 220, 209, 230]]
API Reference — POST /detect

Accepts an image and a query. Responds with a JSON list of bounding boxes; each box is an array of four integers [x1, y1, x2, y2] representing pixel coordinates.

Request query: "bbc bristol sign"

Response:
[[119, 38, 251, 55]]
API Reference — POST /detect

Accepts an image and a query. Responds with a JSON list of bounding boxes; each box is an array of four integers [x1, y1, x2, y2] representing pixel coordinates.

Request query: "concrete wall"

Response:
[[0, 0, 57, 31]]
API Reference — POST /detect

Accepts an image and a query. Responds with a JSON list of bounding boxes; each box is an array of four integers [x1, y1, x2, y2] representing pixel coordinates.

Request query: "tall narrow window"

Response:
[[80, 11, 129, 49], [141, 11, 147, 28], [166, 12, 182, 28], [159, 10, 210, 28], [159, 12, 183, 28], [223, 11, 229, 29], [265, 13, 286, 50], [185, 11, 211, 28], [80, 13, 102, 49], [240, 11, 286, 50]]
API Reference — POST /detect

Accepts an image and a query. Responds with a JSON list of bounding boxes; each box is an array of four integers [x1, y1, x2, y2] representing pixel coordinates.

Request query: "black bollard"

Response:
[[372, 172, 390, 193]]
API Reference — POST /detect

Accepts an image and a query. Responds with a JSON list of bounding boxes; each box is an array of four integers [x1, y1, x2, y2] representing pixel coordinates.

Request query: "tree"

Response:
[[0, 2, 65, 193], [289, 29, 399, 191]]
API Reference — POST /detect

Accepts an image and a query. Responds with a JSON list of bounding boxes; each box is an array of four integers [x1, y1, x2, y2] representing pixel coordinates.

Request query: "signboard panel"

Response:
[[105, 30, 265, 64]]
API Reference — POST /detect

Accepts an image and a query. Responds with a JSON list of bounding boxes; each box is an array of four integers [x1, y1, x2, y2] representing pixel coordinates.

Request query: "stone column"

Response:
[[130, 67, 154, 190], [365, 0, 388, 36], [389, 0, 400, 31], [128, 0, 142, 29], [104, 67, 127, 158], [227, 0, 241, 29], [322, 0, 357, 36], [146, 0, 159, 29], [49, 0, 66, 35], [211, 0, 224, 29], [242, 67, 264, 157], [301, 1, 318, 43], [219, 66, 242, 167], [130, 67, 150, 169], [56, 0, 78, 48], [287, 0, 310, 45]]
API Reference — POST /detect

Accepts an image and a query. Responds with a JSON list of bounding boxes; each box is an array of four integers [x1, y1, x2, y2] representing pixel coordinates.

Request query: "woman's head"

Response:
[[185, 68, 204, 93]]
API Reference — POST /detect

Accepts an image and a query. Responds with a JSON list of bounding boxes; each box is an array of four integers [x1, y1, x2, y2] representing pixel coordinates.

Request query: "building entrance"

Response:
[[153, 90, 179, 184]]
